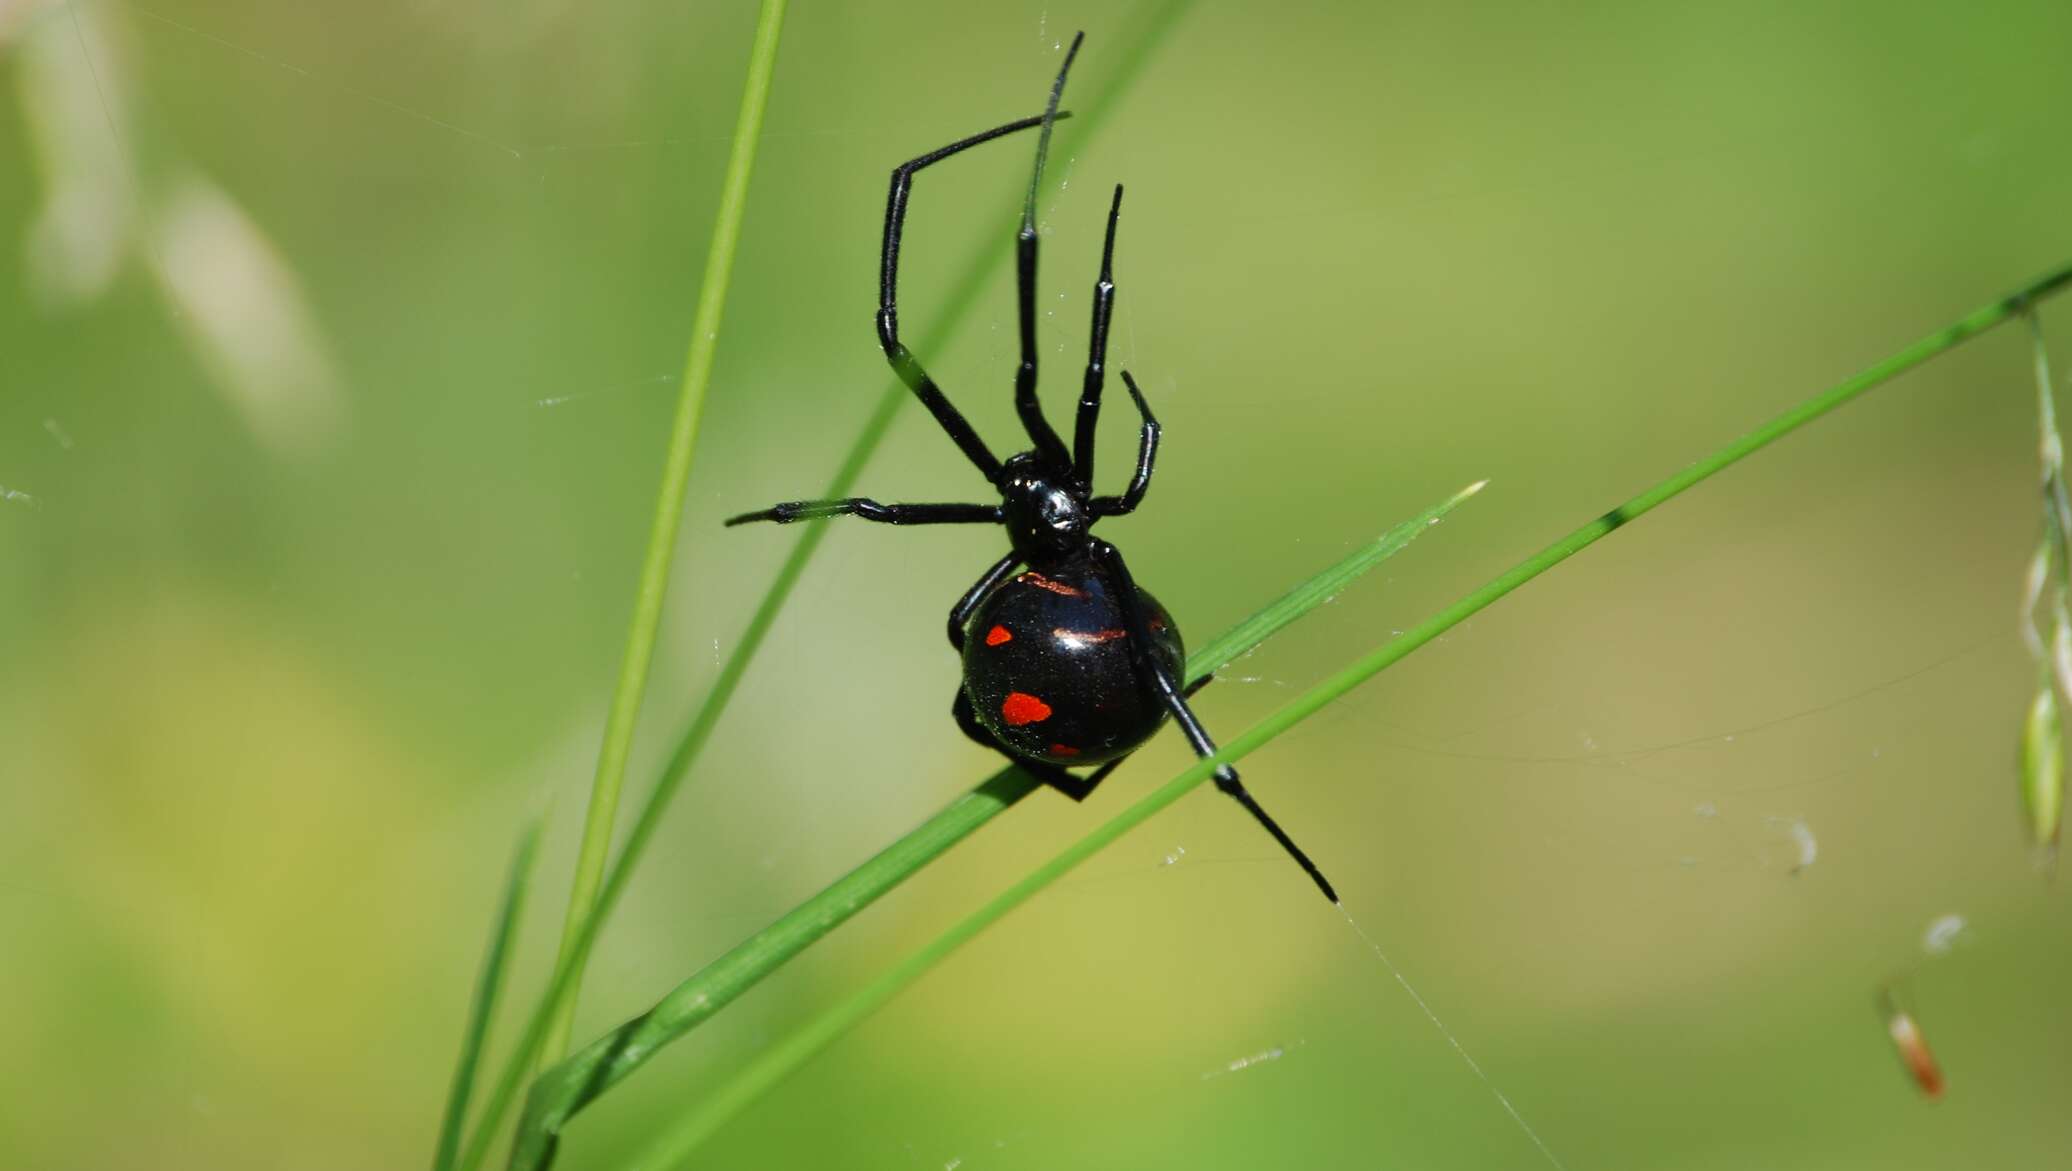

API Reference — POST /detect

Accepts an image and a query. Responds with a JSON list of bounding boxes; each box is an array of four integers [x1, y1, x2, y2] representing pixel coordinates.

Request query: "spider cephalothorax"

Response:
[[997, 452, 1092, 560], [726, 32, 1336, 903]]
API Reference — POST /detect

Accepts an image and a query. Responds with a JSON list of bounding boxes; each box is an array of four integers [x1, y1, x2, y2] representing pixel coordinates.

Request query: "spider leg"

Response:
[[879, 112, 1073, 481], [947, 551, 1022, 652], [1093, 539, 1339, 903], [1090, 371, 1159, 517], [1072, 184, 1124, 485], [1010, 32, 1086, 468], [725, 499, 1000, 526]]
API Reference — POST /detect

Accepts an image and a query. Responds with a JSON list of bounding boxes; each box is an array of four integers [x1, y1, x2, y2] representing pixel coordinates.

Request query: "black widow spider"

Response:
[[727, 33, 1336, 903]]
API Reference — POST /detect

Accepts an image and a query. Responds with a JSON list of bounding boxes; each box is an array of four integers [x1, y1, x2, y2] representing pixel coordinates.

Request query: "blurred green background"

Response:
[[5, 0, 2072, 1167]]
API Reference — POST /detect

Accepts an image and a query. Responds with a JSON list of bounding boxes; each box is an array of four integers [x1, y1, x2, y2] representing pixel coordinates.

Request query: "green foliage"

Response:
[[431, 819, 542, 1171], [2020, 312, 2071, 850], [2021, 685, 2063, 847]]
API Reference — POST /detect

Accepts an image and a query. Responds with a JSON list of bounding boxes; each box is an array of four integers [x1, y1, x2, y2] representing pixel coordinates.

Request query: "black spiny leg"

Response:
[[947, 551, 1022, 651], [725, 500, 1000, 527], [1072, 184, 1124, 486], [1009, 32, 1084, 466], [880, 113, 1071, 481], [1091, 371, 1159, 517], [1095, 540, 1339, 903]]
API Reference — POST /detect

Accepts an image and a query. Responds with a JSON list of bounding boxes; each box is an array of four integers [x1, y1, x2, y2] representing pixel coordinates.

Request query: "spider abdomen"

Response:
[[961, 560, 1184, 766]]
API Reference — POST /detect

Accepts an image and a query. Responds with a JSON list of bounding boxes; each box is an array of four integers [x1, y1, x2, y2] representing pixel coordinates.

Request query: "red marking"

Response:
[[1001, 691, 1053, 726], [1054, 627, 1126, 647], [1017, 572, 1085, 597], [1048, 743, 1081, 758], [984, 624, 1013, 646]]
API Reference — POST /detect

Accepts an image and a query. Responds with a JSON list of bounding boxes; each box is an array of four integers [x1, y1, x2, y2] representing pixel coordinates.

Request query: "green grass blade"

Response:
[[460, 6, 1200, 1164], [1189, 479, 1487, 674], [635, 262, 2072, 1166], [538, 0, 790, 1067], [431, 818, 542, 1171], [503, 481, 1483, 1171]]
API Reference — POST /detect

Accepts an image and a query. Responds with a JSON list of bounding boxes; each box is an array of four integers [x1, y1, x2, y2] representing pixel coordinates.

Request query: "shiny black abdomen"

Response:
[[961, 558, 1184, 766]]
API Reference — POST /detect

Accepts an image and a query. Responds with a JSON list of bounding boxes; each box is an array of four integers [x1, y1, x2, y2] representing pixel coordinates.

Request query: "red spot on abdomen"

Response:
[[1001, 691, 1052, 726], [985, 624, 1013, 646], [1048, 743, 1081, 758]]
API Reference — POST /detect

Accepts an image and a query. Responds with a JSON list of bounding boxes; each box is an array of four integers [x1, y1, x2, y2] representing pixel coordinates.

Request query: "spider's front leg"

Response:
[[879, 113, 1068, 481], [1073, 184, 1125, 484], [1092, 371, 1159, 517], [724, 499, 999, 527]]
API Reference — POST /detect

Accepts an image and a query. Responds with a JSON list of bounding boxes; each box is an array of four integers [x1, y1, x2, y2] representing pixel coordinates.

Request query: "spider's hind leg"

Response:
[[1094, 539, 1340, 904]]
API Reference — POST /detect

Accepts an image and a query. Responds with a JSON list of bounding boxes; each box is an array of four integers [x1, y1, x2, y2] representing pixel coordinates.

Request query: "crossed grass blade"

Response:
[[507, 481, 1486, 1170]]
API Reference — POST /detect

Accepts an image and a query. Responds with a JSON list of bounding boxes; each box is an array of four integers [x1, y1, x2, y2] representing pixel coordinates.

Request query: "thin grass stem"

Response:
[[455, 6, 789, 1167], [430, 818, 541, 1171], [538, 0, 789, 1067]]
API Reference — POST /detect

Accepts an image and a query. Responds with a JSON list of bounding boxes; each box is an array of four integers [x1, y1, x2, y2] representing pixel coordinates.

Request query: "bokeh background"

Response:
[[5, 1, 2072, 1167]]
